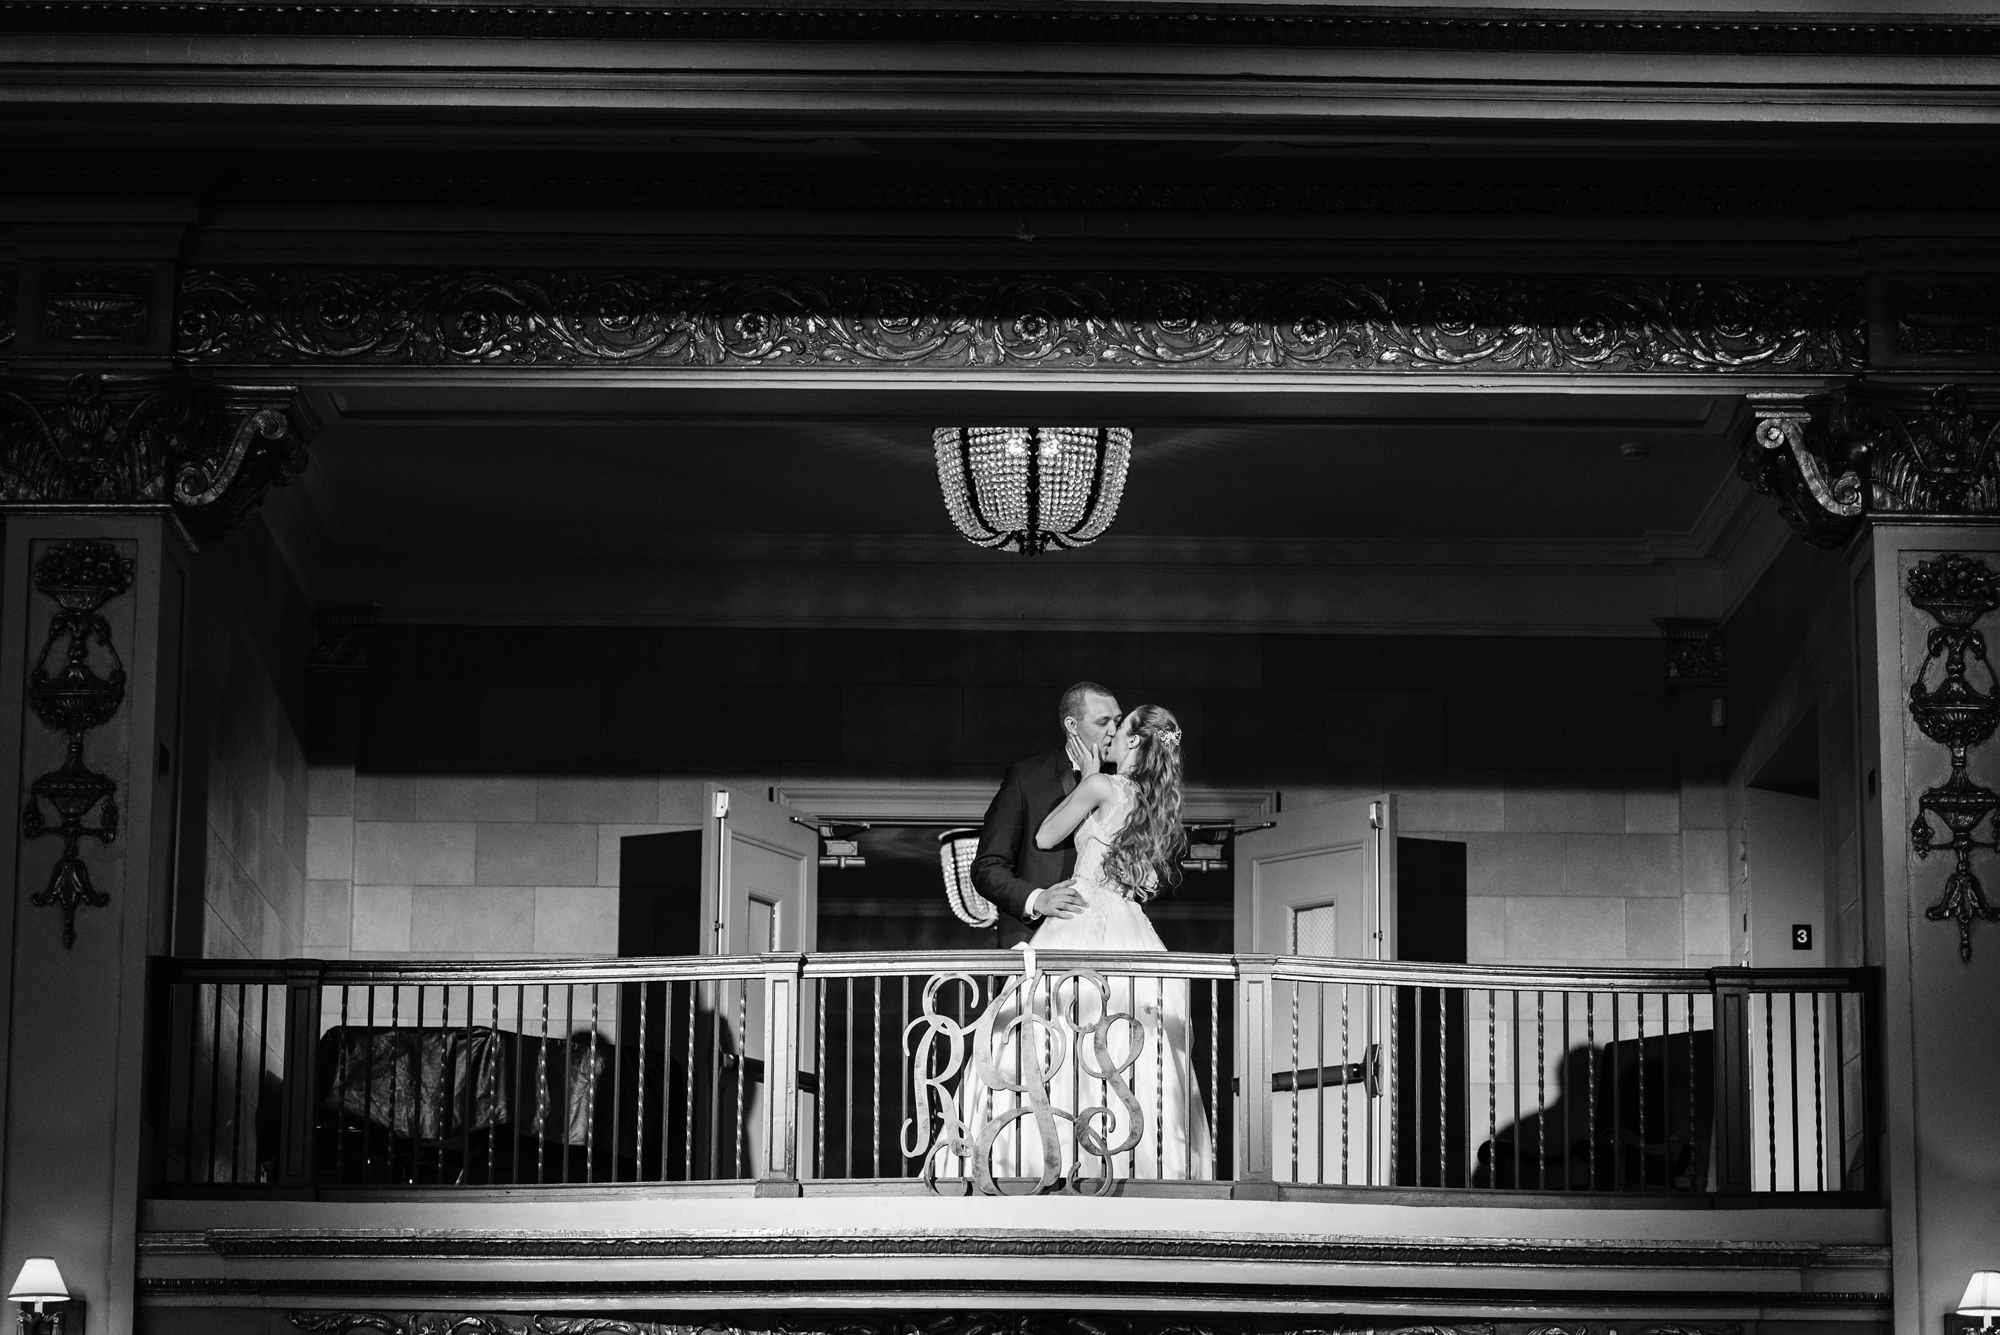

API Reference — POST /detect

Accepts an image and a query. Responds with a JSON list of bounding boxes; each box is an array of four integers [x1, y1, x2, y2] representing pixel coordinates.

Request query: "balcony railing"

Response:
[[146, 952, 1878, 1201]]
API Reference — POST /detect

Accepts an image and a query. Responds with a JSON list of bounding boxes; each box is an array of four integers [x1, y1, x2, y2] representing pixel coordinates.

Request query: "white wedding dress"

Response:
[[929, 775, 1214, 1186]]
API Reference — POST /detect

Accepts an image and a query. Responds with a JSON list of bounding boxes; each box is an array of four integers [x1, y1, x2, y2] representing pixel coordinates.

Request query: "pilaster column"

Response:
[[0, 370, 313, 1335], [1743, 378, 2000, 1335]]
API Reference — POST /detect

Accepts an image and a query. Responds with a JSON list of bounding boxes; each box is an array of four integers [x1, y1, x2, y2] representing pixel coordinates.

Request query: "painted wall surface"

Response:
[[293, 627, 1731, 969]]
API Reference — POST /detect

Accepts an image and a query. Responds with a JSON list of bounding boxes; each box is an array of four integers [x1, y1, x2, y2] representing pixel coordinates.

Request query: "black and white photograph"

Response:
[[0, 4, 1995, 1335]]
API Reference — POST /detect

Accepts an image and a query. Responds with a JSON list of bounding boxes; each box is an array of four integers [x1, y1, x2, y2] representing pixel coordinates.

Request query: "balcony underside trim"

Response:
[[131, 1279, 1893, 1317], [149, 1228, 1858, 1271]]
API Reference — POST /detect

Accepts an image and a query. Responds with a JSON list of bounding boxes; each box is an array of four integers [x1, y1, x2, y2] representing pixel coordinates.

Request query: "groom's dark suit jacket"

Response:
[[972, 746, 1080, 948]]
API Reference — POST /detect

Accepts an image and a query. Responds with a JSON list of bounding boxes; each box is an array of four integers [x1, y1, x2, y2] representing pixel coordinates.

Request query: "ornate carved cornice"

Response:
[[2, 1, 1999, 56], [0, 373, 317, 539], [1739, 382, 2000, 547], [174, 270, 1865, 374]]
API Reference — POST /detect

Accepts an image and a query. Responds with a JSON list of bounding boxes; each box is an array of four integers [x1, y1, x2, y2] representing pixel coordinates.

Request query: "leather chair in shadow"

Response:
[[1474, 1027, 1714, 1191]]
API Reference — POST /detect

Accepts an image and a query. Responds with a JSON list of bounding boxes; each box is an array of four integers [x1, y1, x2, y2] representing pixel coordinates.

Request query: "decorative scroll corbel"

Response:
[[1907, 552, 2000, 961], [20, 539, 134, 947], [0, 372, 316, 539], [1737, 395, 1866, 549]]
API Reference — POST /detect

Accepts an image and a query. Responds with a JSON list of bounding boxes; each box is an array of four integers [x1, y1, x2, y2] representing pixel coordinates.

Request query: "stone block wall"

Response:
[[176, 517, 314, 960], [294, 627, 1729, 967]]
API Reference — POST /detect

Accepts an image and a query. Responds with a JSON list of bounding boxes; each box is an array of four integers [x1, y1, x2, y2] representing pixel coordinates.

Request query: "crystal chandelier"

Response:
[[937, 828, 997, 928], [933, 427, 1132, 555]]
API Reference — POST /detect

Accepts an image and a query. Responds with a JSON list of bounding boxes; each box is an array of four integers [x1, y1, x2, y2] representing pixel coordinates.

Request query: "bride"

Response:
[[926, 704, 1214, 1187]]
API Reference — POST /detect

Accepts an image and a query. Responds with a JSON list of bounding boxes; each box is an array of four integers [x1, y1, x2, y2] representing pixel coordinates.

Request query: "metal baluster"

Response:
[[1436, 987, 1446, 1188], [1686, 992, 1696, 1192], [901, 975, 911, 1179], [1392, 979, 1408, 1191], [816, 978, 828, 1179], [1315, 981, 1326, 1185], [362, 985, 376, 1183], [1533, 991, 1544, 1191], [1584, 993, 1595, 1192], [539, 985, 552, 1185], [1411, 985, 1421, 1185], [1184, 975, 1194, 1179], [1560, 991, 1571, 1192], [1288, 980, 1300, 1183], [1812, 992, 1825, 1192], [1788, 991, 1800, 1192], [1156, 975, 1166, 1180], [229, 983, 247, 1182], [684, 979, 695, 1181], [1487, 990, 1496, 1190], [1833, 990, 1848, 1191], [589, 983, 601, 1183], [873, 976, 883, 1179], [393, 984, 408, 1184], [737, 979, 749, 1179], [1610, 992, 1620, 1193], [516, 983, 529, 1184], [844, 977, 855, 1179], [1339, 983, 1350, 1185], [1764, 992, 1777, 1191], [480, 985, 494, 1185], [634, 982, 648, 1184], [1210, 979, 1220, 1180], [710, 978, 728, 1180], [1639, 993, 1652, 1191]]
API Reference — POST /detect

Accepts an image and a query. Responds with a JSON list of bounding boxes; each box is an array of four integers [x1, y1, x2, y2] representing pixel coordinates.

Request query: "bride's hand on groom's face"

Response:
[[1065, 733, 1101, 778], [1036, 879, 1085, 920]]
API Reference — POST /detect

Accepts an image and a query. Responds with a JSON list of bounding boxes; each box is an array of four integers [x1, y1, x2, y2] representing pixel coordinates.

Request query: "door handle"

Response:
[[1270, 1044, 1382, 1097]]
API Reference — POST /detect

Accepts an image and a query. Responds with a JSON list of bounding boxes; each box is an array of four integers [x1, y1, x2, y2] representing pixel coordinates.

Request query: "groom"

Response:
[[971, 681, 1122, 947]]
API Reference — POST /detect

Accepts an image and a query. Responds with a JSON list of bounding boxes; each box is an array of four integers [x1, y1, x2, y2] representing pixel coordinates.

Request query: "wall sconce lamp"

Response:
[[9, 1258, 68, 1335], [1960, 1272, 2000, 1330]]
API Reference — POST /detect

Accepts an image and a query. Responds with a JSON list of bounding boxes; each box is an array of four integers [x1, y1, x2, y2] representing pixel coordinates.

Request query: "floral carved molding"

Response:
[[0, 373, 316, 538], [1740, 383, 2000, 547], [173, 270, 1865, 374], [1908, 553, 2000, 961]]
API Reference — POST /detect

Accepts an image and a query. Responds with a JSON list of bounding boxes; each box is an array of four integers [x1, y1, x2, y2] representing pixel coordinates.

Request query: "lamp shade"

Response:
[[937, 828, 997, 928], [933, 427, 1132, 555], [1960, 1272, 2000, 1317], [8, 1259, 67, 1304]]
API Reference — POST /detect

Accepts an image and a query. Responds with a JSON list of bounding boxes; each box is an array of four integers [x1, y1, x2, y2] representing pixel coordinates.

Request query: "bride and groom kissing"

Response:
[[933, 681, 1213, 1182]]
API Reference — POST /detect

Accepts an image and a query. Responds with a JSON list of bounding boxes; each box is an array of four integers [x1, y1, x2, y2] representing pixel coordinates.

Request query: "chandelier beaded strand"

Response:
[[933, 427, 1132, 554]]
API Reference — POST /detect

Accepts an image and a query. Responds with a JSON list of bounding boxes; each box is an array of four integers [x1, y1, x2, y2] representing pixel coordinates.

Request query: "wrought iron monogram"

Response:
[[905, 958, 1144, 1195], [0, 373, 314, 538], [1907, 553, 2000, 961], [19, 539, 134, 948], [175, 269, 1865, 375]]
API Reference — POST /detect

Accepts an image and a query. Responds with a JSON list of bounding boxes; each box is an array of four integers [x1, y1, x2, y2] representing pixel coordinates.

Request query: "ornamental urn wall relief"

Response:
[[18, 539, 133, 947], [1907, 552, 2000, 961]]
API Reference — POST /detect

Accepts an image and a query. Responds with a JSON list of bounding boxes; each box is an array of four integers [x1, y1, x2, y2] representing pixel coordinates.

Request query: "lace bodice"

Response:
[[1072, 773, 1149, 899]]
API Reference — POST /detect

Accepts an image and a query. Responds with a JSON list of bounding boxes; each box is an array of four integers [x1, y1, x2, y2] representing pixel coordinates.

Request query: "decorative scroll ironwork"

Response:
[[20, 539, 133, 948], [1907, 553, 2000, 961], [0, 373, 315, 538], [1741, 384, 2000, 547], [905, 957, 1143, 1195], [1738, 397, 1867, 549], [175, 269, 1866, 375]]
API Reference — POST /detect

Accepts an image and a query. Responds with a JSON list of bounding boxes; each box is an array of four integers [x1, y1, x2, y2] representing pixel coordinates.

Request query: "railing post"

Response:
[[754, 954, 804, 1197], [1232, 954, 1280, 1199], [1710, 969, 1753, 1194], [276, 961, 324, 1189]]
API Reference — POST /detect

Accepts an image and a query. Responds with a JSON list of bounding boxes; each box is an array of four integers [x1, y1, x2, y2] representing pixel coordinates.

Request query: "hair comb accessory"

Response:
[[1156, 728, 1182, 747]]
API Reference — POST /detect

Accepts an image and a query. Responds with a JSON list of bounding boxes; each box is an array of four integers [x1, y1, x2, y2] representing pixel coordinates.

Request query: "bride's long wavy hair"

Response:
[[1101, 704, 1188, 903]]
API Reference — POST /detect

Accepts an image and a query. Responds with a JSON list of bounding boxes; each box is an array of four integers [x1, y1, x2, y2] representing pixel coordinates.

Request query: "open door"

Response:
[[699, 783, 818, 955], [1234, 794, 1397, 1184], [692, 785, 818, 1178]]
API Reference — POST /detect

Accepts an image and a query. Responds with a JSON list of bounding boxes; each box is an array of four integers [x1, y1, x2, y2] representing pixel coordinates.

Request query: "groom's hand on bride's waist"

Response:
[[1029, 878, 1085, 920]]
